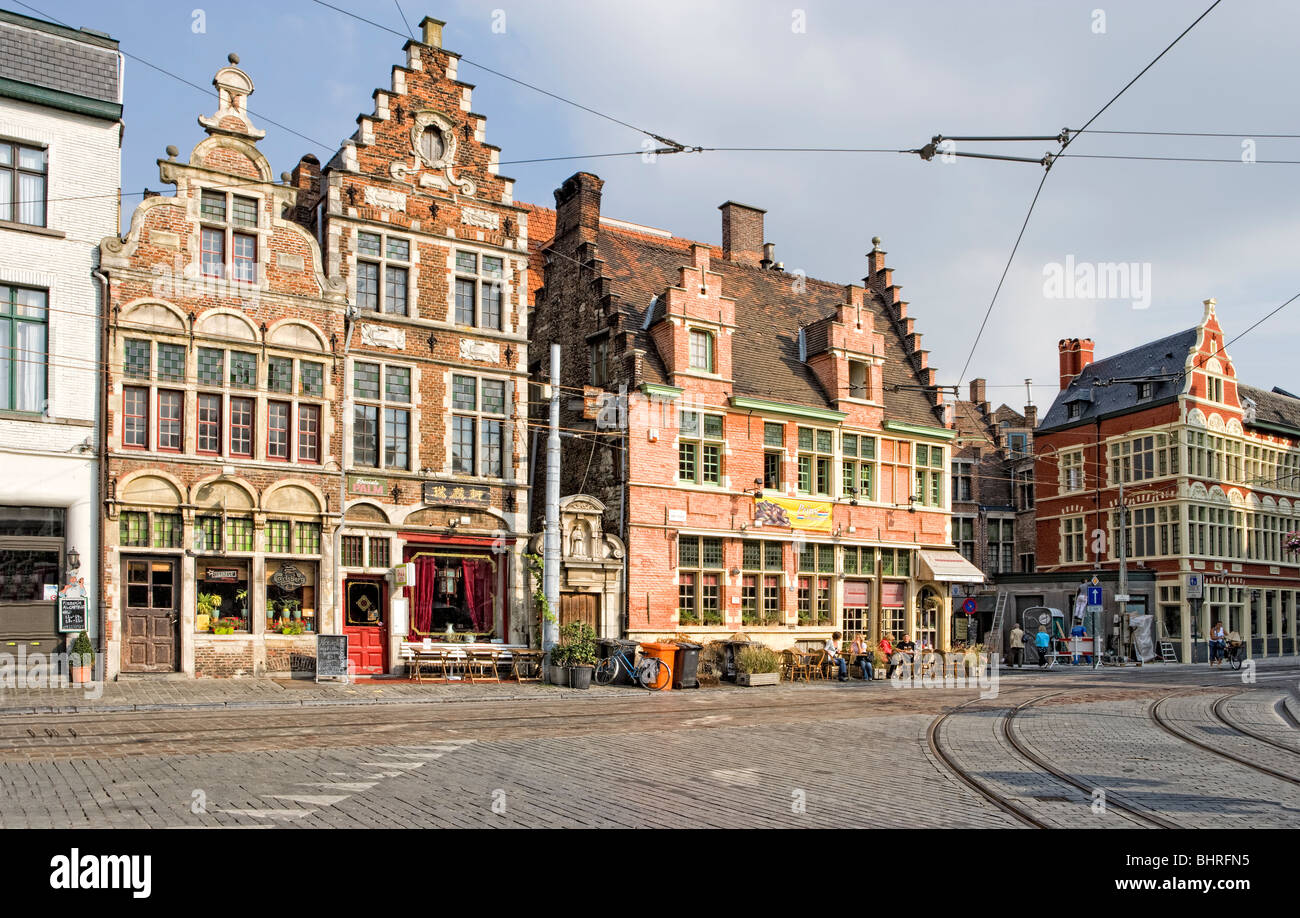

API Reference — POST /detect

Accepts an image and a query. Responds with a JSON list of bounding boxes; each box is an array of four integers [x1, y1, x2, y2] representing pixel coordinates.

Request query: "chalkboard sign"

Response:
[[58, 597, 87, 633], [315, 634, 349, 682]]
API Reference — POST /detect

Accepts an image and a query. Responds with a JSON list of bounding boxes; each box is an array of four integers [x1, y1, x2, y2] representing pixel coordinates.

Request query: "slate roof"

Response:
[[1039, 328, 1197, 430], [592, 228, 945, 427], [0, 10, 119, 104], [1239, 384, 1300, 436]]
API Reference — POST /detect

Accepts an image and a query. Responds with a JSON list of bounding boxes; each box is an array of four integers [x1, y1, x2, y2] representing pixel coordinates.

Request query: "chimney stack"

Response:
[[761, 243, 775, 270], [719, 201, 765, 267], [1058, 338, 1080, 390], [420, 16, 444, 48], [1078, 338, 1095, 374], [1024, 404, 1038, 428], [968, 378, 986, 407], [554, 172, 604, 245]]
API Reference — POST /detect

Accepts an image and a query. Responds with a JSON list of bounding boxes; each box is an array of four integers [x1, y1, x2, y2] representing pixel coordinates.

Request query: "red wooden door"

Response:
[[344, 578, 388, 675]]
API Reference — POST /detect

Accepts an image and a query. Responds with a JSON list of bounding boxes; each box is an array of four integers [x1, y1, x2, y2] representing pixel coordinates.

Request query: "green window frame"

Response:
[[797, 426, 834, 496], [0, 285, 48, 412], [679, 411, 725, 485]]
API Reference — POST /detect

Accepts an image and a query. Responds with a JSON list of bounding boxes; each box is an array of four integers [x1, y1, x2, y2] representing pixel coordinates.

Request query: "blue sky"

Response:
[[19, 0, 1300, 406]]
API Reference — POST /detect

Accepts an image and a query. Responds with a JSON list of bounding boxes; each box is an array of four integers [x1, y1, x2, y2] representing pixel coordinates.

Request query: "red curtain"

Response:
[[411, 556, 438, 639], [462, 559, 493, 633]]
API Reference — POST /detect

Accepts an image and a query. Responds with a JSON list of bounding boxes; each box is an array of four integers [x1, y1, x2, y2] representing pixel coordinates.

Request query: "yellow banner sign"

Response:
[[754, 495, 833, 532]]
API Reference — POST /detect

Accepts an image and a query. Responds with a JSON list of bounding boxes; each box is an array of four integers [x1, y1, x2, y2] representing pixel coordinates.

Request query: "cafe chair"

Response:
[[469, 649, 501, 683], [512, 649, 543, 683]]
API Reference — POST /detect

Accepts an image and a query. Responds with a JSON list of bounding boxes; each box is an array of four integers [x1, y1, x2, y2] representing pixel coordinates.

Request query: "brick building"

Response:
[[530, 174, 982, 649], [1034, 300, 1300, 662], [0, 11, 121, 666], [948, 379, 1038, 642], [99, 57, 348, 678], [295, 18, 531, 672]]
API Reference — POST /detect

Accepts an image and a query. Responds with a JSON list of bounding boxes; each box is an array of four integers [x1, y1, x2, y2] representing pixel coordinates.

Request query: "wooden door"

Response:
[[344, 578, 388, 675], [122, 559, 178, 672], [560, 593, 598, 631]]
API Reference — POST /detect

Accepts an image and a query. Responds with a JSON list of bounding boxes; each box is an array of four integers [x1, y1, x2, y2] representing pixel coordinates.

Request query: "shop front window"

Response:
[[266, 560, 317, 634], [409, 553, 498, 638], [196, 561, 249, 632]]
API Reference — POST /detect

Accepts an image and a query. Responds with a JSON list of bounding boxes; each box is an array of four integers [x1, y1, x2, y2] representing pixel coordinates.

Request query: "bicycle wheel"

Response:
[[593, 656, 619, 686], [1228, 649, 1242, 670], [636, 658, 672, 691]]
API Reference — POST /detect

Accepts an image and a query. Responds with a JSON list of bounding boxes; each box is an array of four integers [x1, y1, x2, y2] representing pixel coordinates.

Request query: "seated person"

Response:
[[823, 632, 848, 682], [849, 632, 874, 680]]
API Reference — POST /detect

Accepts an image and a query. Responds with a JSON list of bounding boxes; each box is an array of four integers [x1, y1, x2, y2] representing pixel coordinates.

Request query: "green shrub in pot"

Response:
[[736, 645, 782, 675]]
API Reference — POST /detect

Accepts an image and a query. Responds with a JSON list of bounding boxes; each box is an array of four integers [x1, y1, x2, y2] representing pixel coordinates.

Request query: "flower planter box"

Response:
[[736, 672, 780, 687]]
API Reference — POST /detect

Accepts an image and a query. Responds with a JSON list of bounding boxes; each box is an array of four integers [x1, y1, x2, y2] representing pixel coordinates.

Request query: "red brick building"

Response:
[[1034, 300, 1300, 662], [530, 175, 982, 649], [99, 58, 348, 678], [296, 18, 532, 672]]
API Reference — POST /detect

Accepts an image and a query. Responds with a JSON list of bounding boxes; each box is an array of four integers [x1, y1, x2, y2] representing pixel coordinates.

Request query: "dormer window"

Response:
[[1137, 382, 1154, 401], [1067, 402, 1083, 420], [1206, 376, 1224, 402], [688, 329, 714, 372], [849, 360, 869, 399]]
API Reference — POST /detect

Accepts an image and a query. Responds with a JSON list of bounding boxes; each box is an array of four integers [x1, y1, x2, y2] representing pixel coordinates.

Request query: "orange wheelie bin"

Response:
[[637, 642, 677, 691]]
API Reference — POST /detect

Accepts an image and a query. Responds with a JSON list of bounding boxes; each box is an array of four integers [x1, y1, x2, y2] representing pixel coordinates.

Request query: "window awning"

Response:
[[917, 549, 985, 584]]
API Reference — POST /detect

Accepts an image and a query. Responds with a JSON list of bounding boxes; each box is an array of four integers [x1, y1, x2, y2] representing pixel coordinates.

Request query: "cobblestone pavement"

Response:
[[0, 660, 1296, 828]]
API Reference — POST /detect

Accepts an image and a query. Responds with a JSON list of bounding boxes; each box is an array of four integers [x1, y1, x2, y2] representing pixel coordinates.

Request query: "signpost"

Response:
[[1086, 581, 1103, 669], [58, 596, 87, 633]]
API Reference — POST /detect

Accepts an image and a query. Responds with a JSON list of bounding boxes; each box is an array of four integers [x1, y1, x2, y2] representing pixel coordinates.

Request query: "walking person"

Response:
[[1209, 621, 1226, 667], [823, 631, 848, 682], [1008, 623, 1025, 669], [1035, 626, 1051, 668]]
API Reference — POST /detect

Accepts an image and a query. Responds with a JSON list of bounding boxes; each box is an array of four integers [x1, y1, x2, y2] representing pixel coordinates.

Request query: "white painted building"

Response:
[[0, 11, 122, 668]]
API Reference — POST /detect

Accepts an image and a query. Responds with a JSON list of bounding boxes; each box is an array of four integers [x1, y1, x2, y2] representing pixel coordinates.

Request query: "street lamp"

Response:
[[66, 547, 80, 573]]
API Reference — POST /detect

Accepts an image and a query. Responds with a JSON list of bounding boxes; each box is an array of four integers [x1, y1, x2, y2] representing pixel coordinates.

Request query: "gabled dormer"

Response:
[[1183, 298, 1241, 420], [802, 284, 886, 408], [646, 243, 736, 390]]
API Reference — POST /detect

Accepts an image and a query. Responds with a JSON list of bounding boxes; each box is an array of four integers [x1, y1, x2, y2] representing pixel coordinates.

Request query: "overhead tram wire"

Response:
[[13, 1, 337, 156], [308, 0, 697, 154], [947, 0, 1225, 398]]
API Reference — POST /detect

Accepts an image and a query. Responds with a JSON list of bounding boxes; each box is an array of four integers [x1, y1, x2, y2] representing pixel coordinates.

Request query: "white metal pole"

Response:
[[543, 343, 562, 651]]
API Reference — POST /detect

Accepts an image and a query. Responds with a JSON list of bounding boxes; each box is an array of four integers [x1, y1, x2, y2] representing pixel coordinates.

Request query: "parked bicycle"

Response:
[[1225, 639, 1245, 671], [593, 644, 672, 690]]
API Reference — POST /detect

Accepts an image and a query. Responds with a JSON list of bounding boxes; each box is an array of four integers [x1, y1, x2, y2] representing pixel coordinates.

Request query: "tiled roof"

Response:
[[1039, 328, 1197, 430], [593, 228, 945, 426], [519, 202, 555, 304], [1238, 384, 1300, 435], [0, 10, 119, 104]]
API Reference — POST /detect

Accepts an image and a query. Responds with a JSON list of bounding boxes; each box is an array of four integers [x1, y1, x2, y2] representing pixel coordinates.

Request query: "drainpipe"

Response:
[[92, 269, 110, 677], [334, 304, 358, 642]]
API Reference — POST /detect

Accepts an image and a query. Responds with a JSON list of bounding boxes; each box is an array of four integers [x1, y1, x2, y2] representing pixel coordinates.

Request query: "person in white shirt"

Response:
[[823, 631, 848, 681]]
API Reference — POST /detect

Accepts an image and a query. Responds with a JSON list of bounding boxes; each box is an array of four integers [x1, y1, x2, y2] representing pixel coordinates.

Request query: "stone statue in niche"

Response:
[[570, 521, 591, 559]]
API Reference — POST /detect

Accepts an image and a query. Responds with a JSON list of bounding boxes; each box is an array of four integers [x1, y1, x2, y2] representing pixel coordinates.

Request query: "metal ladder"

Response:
[[986, 591, 1009, 658], [1159, 641, 1179, 663]]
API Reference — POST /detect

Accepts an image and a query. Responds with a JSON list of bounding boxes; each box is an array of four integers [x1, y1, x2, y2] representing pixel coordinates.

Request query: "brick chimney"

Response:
[[1058, 338, 1079, 390], [968, 378, 986, 407], [1024, 404, 1038, 428], [1078, 338, 1095, 373], [719, 201, 765, 267], [554, 172, 604, 245]]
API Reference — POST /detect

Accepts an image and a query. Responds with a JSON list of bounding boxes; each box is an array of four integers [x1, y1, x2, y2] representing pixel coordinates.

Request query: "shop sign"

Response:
[[57, 583, 87, 633], [350, 476, 387, 498], [392, 562, 415, 588], [753, 495, 832, 533], [204, 568, 242, 583], [422, 482, 490, 506], [271, 562, 308, 592]]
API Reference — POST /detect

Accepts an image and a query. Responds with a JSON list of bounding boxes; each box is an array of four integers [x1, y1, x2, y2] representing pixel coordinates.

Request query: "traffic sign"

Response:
[[1186, 573, 1203, 599], [1114, 593, 1131, 602], [1087, 585, 1103, 606], [962, 598, 977, 614]]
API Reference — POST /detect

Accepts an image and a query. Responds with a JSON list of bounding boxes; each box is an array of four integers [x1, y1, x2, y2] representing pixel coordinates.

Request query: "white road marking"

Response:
[[359, 761, 426, 769], [218, 808, 317, 820], [298, 782, 378, 792]]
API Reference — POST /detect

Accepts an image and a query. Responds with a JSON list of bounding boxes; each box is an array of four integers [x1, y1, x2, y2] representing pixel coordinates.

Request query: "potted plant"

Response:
[[197, 592, 222, 632], [735, 645, 782, 686], [70, 630, 94, 684], [548, 643, 570, 686], [559, 621, 598, 690], [212, 617, 238, 635]]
